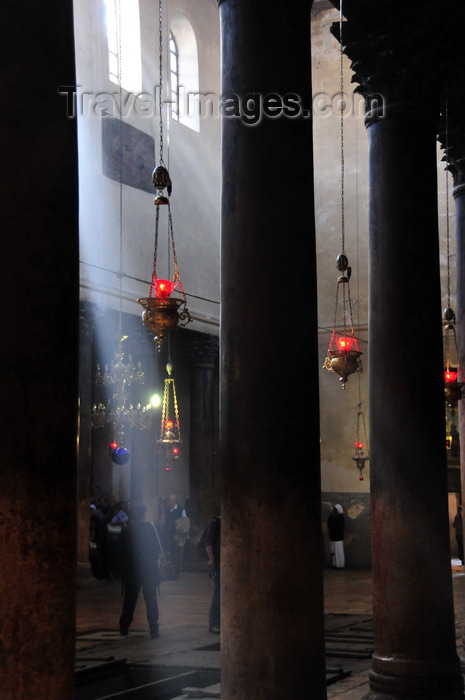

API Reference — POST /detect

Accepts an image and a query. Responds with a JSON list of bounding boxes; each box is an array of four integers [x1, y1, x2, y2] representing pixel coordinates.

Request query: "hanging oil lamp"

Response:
[[323, 10, 362, 389], [137, 167, 191, 349], [323, 253, 362, 388], [443, 307, 463, 412], [158, 362, 181, 444], [352, 401, 369, 480], [137, 0, 191, 349]]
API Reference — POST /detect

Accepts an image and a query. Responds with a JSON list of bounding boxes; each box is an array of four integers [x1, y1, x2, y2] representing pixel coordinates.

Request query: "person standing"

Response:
[[119, 504, 161, 638], [453, 505, 464, 564], [205, 514, 221, 634], [163, 494, 188, 579], [327, 504, 345, 569]]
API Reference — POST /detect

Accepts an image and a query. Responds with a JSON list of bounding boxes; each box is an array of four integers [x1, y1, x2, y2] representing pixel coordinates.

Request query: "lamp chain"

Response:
[[445, 100, 451, 309], [158, 0, 165, 166], [339, 0, 345, 255], [117, 0, 124, 343]]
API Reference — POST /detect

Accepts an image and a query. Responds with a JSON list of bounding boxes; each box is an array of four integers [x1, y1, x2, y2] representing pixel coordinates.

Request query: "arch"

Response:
[[170, 12, 200, 131]]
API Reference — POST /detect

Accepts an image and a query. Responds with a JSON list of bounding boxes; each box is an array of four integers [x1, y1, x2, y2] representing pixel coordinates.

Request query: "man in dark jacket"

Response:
[[119, 504, 161, 638]]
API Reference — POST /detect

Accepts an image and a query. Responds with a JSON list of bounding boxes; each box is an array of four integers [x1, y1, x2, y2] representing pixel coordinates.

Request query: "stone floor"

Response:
[[75, 561, 465, 699]]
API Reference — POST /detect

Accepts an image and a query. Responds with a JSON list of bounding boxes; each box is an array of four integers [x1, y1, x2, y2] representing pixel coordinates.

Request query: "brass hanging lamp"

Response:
[[137, 0, 191, 350], [443, 307, 463, 411], [323, 2, 362, 388], [158, 361, 181, 445], [352, 399, 369, 480]]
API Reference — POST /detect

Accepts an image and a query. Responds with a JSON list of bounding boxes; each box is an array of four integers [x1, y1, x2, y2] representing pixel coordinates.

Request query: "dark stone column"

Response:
[[0, 0, 78, 698], [331, 5, 465, 695], [188, 333, 219, 526], [78, 301, 98, 576], [218, 1, 326, 698], [364, 101, 463, 699]]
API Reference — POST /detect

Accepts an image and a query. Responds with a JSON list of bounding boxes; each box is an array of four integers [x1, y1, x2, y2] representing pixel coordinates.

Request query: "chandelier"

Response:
[[92, 22, 152, 453], [91, 336, 150, 433], [137, 0, 191, 350]]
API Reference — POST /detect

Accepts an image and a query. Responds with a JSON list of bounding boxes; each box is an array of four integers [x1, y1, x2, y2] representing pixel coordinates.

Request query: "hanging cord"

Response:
[[445, 101, 451, 310], [339, 0, 345, 255], [118, 0, 124, 342], [158, 0, 165, 166]]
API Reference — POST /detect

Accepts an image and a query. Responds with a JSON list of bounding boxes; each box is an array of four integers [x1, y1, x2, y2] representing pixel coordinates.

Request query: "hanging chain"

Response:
[[445, 100, 451, 309], [339, 0, 345, 255], [118, 0, 124, 341], [158, 0, 165, 165]]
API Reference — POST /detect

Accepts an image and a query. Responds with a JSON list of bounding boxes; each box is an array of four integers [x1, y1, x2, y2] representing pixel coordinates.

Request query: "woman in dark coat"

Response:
[[327, 504, 345, 569]]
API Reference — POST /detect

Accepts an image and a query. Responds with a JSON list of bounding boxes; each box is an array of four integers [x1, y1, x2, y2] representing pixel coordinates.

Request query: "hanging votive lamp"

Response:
[[443, 307, 463, 411], [352, 442, 369, 481], [137, 172, 191, 350], [323, 253, 362, 388], [351, 402, 369, 480], [158, 362, 181, 444]]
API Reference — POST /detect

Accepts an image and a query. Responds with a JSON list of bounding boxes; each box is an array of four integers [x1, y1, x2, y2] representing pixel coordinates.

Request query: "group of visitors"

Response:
[[89, 496, 130, 579], [89, 494, 191, 582]]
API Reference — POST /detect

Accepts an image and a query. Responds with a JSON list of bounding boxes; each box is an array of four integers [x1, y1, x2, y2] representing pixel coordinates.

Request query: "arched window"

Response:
[[104, 0, 142, 95], [169, 13, 199, 131], [169, 32, 180, 121]]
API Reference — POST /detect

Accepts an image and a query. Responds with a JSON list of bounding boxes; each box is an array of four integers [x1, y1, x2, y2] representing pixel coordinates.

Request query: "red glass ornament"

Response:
[[155, 279, 175, 299], [336, 335, 353, 351], [445, 370, 458, 383]]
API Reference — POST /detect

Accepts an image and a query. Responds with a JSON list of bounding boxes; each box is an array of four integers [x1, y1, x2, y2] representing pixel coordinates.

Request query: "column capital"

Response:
[[438, 104, 465, 192], [330, 1, 465, 124]]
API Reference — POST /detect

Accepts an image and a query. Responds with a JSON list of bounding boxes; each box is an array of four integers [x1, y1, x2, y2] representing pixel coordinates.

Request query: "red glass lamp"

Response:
[[154, 278, 176, 299], [443, 307, 463, 411], [323, 254, 362, 388]]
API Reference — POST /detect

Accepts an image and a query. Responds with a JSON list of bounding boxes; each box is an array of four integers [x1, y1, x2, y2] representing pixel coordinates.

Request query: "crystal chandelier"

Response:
[[91, 337, 150, 433], [91, 17, 152, 447]]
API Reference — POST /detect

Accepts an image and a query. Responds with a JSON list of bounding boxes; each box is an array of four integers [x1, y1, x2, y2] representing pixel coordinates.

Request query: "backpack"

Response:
[[197, 526, 209, 559]]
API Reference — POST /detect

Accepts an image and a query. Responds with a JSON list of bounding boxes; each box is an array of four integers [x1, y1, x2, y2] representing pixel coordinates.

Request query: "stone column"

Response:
[[188, 332, 219, 526], [331, 6, 465, 695], [217, 1, 326, 698], [0, 0, 78, 697], [364, 100, 463, 699], [78, 301, 98, 577], [333, 5, 463, 700]]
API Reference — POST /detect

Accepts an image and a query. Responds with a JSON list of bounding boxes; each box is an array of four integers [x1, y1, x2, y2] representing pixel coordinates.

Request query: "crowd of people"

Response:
[[88, 494, 222, 638], [89, 494, 190, 581]]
